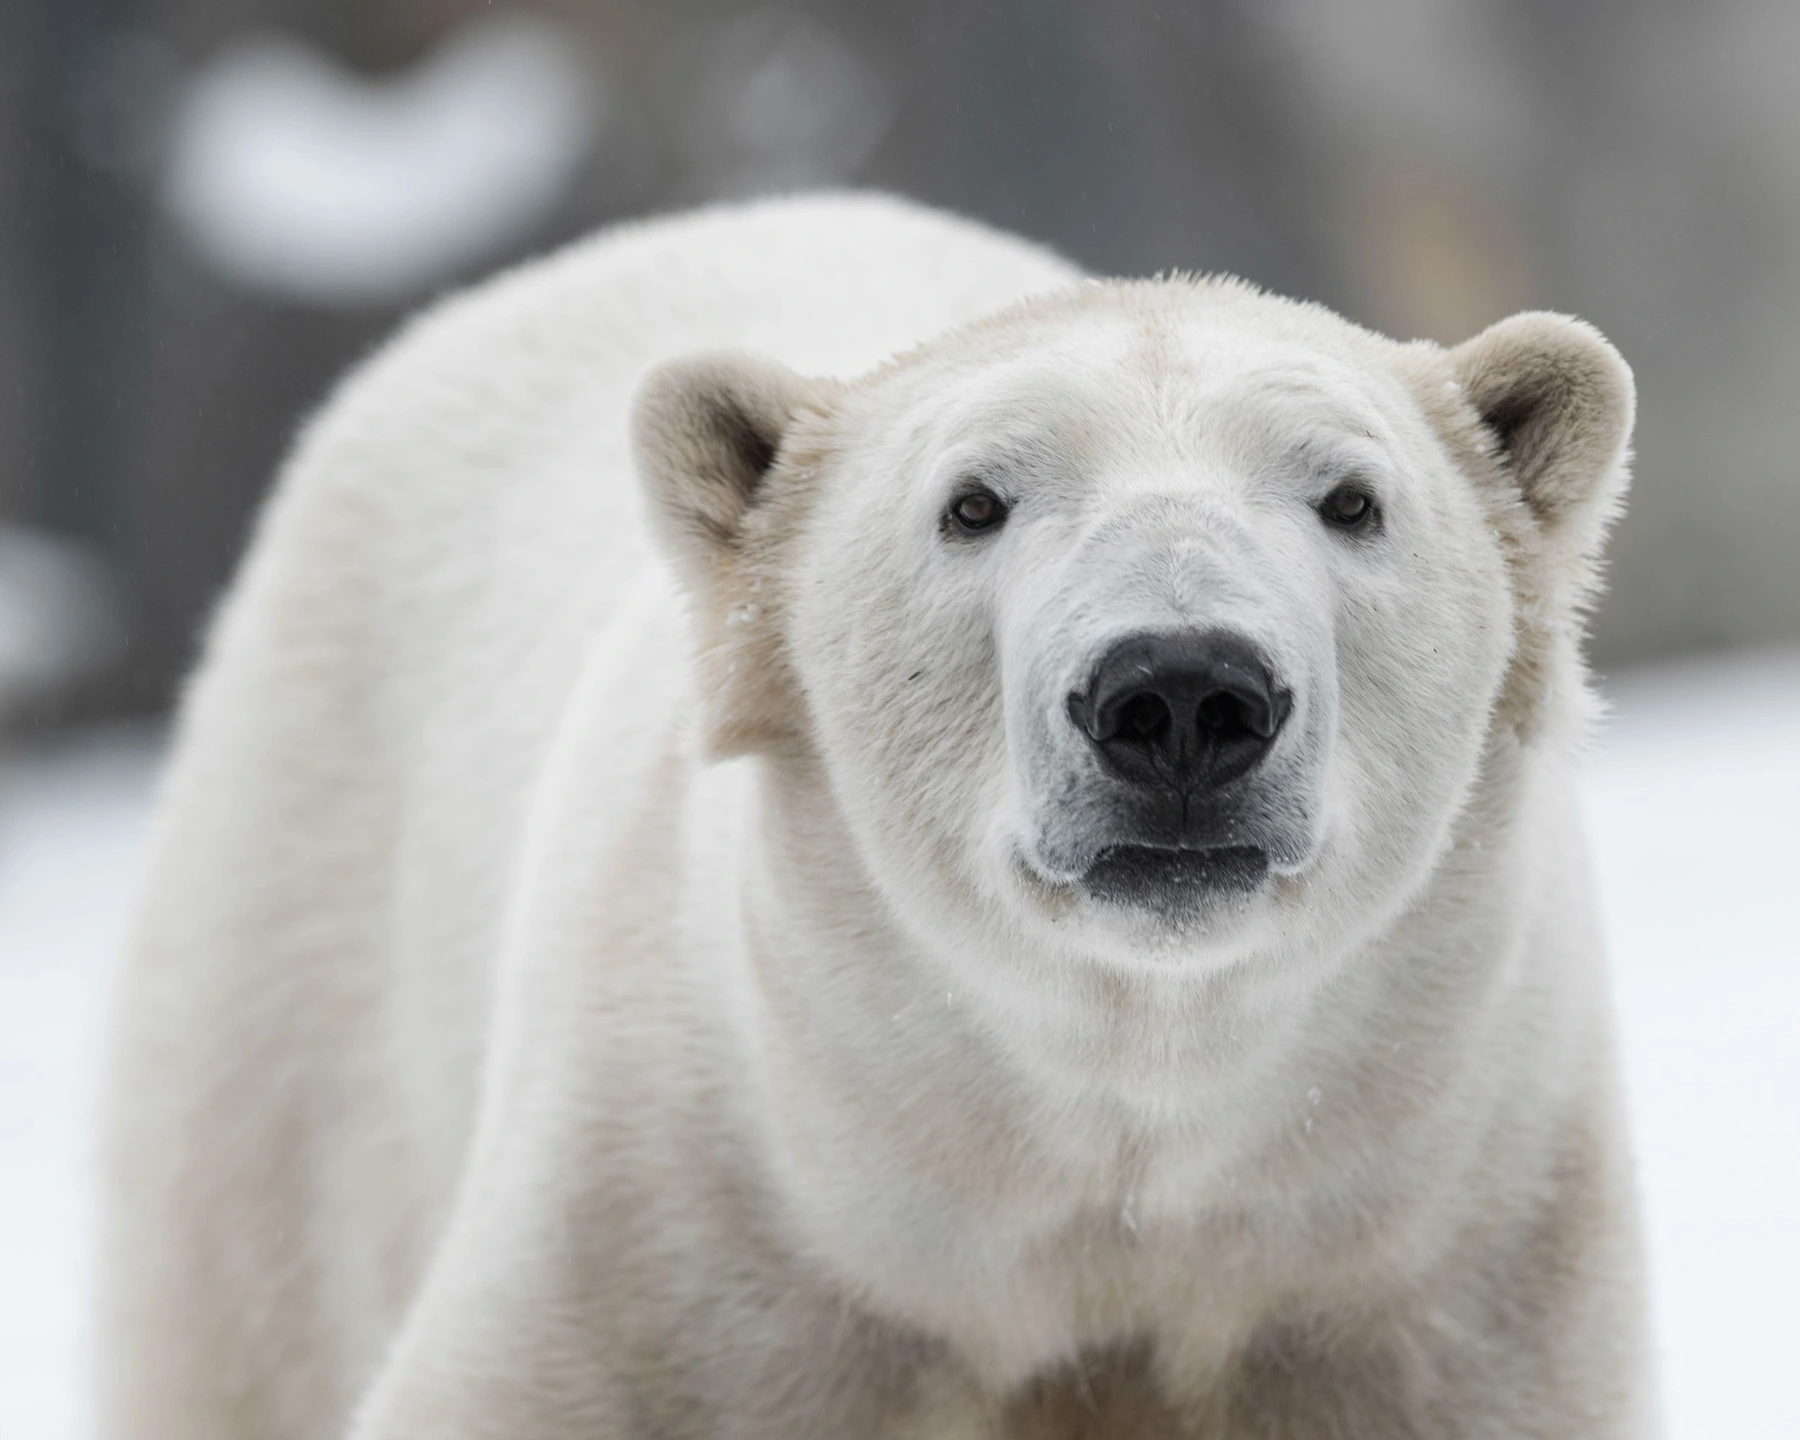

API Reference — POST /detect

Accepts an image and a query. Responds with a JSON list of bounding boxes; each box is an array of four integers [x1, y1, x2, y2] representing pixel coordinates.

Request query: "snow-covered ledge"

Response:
[[161, 16, 600, 307]]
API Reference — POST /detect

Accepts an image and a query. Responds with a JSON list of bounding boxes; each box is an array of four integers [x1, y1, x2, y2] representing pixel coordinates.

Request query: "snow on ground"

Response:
[[1, 651, 1796, 1437], [1586, 650, 1800, 1440], [0, 728, 158, 1440]]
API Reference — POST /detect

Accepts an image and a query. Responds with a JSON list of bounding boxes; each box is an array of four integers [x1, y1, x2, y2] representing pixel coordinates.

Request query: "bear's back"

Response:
[[296, 192, 1078, 781], [270, 191, 1084, 1085]]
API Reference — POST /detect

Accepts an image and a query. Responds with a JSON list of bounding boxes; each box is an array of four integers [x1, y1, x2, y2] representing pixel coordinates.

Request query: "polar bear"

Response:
[[98, 193, 1654, 1439]]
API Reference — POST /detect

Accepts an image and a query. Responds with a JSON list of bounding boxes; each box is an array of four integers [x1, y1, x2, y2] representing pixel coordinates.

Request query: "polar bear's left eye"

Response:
[[946, 486, 1010, 536]]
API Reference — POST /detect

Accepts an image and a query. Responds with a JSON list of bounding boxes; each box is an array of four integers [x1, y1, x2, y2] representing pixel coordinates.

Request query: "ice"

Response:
[[1, 649, 1796, 1435]]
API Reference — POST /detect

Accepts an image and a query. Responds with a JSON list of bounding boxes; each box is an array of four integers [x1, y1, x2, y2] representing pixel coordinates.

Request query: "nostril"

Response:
[[1196, 692, 1238, 737], [1117, 692, 1170, 742]]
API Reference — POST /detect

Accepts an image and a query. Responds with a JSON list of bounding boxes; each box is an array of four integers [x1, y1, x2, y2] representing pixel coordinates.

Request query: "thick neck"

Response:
[[721, 742, 1586, 1391], [729, 722, 1564, 1201]]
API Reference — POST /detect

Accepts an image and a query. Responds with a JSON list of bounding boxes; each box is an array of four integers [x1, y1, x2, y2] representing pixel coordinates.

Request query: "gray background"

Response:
[[4, 0, 1797, 720]]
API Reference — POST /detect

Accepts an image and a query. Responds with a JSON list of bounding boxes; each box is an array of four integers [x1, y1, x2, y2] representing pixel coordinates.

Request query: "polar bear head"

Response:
[[633, 283, 1632, 976]]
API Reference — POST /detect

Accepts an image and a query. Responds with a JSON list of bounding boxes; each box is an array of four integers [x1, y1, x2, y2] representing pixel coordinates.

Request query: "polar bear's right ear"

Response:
[[630, 351, 829, 755], [631, 351, 825, 585]]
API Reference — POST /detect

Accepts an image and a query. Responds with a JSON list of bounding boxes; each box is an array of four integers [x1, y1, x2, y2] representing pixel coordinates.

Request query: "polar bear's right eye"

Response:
[[1318, 481, 1381, 534], [946, 485, 1011, 537]]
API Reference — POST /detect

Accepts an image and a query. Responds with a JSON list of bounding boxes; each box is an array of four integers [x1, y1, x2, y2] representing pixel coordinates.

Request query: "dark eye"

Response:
[[948, 486, 1009, 535], [1319, 483, 1378, 532]]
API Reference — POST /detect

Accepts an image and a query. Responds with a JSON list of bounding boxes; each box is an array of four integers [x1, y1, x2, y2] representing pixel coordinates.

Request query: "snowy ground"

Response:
[[1, 650, 1796, 1438]]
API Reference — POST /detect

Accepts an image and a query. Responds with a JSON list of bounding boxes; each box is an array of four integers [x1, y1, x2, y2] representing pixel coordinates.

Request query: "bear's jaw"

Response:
[[1079, 841, 1271, 910], [1008, 773, 1321, 947]]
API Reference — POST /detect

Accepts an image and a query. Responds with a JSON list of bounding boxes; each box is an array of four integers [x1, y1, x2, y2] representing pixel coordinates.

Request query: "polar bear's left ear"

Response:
[[631, 351, 829, 755], [1446, 313, 1634, 736], [1448, 311, 1635, 572]]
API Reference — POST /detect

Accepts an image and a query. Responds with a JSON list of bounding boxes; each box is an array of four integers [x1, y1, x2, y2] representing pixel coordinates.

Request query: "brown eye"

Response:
[[1319, 483, 1377, 531], [949, 486, 1009, 534]]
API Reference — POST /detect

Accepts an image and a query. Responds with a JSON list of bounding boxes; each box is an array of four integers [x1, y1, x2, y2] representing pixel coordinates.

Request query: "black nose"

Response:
[[1068, 631, 1292, 788]]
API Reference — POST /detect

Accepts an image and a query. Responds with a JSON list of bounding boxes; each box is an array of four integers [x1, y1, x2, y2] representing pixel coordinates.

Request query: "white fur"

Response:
[[98, 194, 1655, 1438]]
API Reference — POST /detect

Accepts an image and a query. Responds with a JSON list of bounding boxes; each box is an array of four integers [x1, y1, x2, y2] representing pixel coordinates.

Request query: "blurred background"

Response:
[[0, 3, 1795, 1438], [4, 0, 1800, 715]]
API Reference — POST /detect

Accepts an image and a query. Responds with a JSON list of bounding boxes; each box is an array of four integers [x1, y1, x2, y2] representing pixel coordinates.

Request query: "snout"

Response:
[[1067, 630, 1291, 790], [1059, 630, 1296, 907]]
